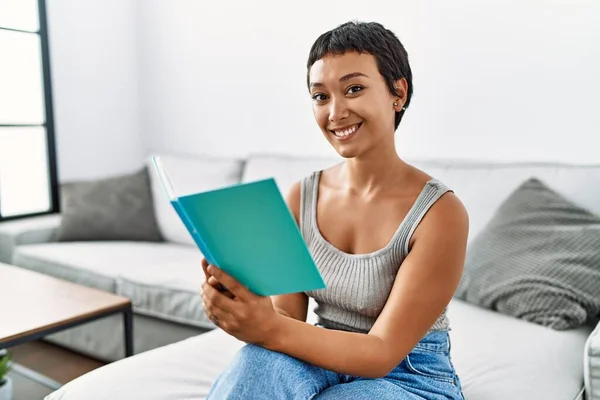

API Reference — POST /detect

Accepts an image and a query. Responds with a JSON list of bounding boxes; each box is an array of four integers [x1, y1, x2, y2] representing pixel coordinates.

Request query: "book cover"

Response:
[[150, 156, 327, 296]]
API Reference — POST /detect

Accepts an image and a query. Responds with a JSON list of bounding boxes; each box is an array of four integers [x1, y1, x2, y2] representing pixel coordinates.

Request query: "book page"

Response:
[[150, 156, 177, 201]]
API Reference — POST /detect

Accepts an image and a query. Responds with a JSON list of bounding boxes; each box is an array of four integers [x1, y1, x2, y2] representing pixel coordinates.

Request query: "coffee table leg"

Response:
[[123, 307, 134, 357]]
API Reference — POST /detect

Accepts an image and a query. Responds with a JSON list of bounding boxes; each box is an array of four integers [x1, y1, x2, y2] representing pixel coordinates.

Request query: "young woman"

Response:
[[201, 20, 468, 399]]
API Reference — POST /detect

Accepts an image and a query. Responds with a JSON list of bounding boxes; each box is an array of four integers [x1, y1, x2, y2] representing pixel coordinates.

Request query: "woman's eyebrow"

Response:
[[310, 72, 370, 88], [340, 72, 369, 82]]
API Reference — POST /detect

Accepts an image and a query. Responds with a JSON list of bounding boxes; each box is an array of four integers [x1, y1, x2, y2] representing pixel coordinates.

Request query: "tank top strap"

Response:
[[398, 179, 453, 256], [299, 170, 321, 243]]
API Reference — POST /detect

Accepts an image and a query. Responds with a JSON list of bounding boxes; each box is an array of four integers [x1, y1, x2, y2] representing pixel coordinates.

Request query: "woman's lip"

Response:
[[331, 122, 362, 141], [329, 122, 361, 133]]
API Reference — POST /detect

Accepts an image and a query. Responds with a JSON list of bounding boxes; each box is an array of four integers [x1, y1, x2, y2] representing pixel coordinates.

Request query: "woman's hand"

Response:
[[200, 259, 282, 346]]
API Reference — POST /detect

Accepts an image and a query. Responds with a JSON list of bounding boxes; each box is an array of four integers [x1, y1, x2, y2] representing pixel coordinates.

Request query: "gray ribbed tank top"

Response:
[[302, 170, 452, 334]]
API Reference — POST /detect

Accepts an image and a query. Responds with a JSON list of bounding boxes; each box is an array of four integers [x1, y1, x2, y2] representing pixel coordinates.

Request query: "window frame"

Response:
[[0, 0, 59, 222]]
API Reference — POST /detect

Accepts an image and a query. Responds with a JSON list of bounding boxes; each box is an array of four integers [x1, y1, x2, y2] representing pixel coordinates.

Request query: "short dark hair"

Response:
[[306, 21, 413, 130]]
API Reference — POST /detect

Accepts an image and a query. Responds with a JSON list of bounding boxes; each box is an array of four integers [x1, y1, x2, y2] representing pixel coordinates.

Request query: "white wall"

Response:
[[47, 0, 143, 181], [138, 0, 600, 164]]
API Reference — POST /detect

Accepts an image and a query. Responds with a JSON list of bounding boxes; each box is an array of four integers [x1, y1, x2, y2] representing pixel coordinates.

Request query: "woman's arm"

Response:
[[262, 192, 469, 379], [272, 292, 308, 321]]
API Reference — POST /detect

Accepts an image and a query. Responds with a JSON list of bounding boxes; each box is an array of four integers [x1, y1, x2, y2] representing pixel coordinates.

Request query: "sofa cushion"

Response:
[[0, 214, 61, 264], [146, 153, 244, 246], [116, 254, 214, 329], [408, 159, 600, 242], [45, 298, 593, 400], [585, 320, 600, 400], [241, 154, 339, 197], [56, 167, 163, 243], [12, 242, 213, 328], [45, 328, 241, 400], [12, 242, 126, 292], [456, 177, 600, 330], [448, 298, 591, 400]]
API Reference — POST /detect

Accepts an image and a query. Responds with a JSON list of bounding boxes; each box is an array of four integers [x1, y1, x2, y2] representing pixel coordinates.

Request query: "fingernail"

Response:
[[207, 265, 213, 273]]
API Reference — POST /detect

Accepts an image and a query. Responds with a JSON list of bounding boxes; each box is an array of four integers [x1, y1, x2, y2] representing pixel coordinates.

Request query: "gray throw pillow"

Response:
[[455, 177, 600, 330], [56, 167, 164, 242]]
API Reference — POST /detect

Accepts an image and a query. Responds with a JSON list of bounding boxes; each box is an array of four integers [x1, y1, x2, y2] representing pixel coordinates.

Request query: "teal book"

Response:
[[150, 156, 326, 296]]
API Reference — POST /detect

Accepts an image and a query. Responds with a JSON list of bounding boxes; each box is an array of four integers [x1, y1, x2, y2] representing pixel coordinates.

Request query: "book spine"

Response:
[[171, 200, 217, 266]]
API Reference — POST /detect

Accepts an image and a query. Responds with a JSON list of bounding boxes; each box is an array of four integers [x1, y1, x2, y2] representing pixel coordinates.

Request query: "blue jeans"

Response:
[[207, 330, 465, 399]]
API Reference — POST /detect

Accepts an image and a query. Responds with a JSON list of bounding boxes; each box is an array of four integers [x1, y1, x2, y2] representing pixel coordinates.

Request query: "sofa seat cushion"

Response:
[[0, 214, 61, 264], [45, 328, 241, 400], [448, 298, 592, 400], [116, 255, 213, 329], [12, 242, 214, 329], [46, 298, 593, 400], [12, 242, 129, 292]]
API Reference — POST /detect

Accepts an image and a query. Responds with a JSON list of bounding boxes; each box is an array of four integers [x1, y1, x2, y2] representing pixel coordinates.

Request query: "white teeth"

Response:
[[334, 124, 360, 137]]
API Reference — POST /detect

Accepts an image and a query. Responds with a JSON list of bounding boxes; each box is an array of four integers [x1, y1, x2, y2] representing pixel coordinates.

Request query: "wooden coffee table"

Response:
[[0, 262, 133, 389]]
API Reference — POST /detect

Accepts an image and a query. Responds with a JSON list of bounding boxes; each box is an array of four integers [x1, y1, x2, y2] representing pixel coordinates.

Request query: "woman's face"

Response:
[[308, 51, 406, 158]]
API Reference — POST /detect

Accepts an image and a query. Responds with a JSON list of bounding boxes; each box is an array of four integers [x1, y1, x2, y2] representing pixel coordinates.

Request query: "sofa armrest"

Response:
[[585, 319, 600, 399], [0, 214, 62, 263]]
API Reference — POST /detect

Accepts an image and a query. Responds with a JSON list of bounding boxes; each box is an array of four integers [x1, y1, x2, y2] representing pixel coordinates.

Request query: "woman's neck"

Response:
[[338, 146, 411, 195]]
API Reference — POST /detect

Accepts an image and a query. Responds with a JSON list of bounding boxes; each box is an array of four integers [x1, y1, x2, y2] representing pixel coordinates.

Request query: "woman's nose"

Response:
[[328, 97, 350, 122]]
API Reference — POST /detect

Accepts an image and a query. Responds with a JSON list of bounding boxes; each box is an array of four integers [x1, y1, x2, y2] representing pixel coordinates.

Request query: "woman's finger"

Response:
[[201, 287, 232, 328], [201, 258, 211, 281], [201, 286, 223, 315], [203, 281, 237, 311], [201, 293, 212, 318], [201, 294, 222, 327], [208, 276, 235, 299], [208, 276, 220, 287], [203, 261, 234, 299], [206, 265, 251, 301]]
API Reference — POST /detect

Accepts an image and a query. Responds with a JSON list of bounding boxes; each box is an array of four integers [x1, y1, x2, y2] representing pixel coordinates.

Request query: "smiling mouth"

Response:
[[330, 122, 363, 140]]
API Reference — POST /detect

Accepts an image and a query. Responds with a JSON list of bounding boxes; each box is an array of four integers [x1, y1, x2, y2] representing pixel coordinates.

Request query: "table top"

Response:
[[0, 262, 131, 345]]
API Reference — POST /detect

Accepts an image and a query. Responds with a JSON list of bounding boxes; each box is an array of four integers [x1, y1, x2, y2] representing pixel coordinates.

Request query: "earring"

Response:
[[393, 102, 398, 107]]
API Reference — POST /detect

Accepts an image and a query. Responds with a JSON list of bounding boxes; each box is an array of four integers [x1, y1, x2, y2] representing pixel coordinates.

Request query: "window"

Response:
[[0, 0, 58, 222]]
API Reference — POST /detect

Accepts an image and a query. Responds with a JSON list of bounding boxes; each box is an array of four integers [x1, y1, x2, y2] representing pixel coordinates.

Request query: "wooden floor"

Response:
[[9, 340, 106, 384]]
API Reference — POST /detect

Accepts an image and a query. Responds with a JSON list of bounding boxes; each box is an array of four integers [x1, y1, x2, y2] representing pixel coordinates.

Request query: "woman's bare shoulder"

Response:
[[403, 165, 469, 245], [417, 187, 469, 240]]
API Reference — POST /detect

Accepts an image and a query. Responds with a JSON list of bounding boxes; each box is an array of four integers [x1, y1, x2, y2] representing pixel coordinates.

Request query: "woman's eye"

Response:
[[347, 85, 364, 94], [312, 93, 328, 102]]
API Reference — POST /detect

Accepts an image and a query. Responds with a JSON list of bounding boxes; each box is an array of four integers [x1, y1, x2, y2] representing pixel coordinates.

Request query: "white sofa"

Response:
[[1, 152, 599, 400]]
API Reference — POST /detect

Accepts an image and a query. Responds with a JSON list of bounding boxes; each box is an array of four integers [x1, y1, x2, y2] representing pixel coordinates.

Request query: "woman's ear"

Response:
[[394, 78, 408, 102]]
